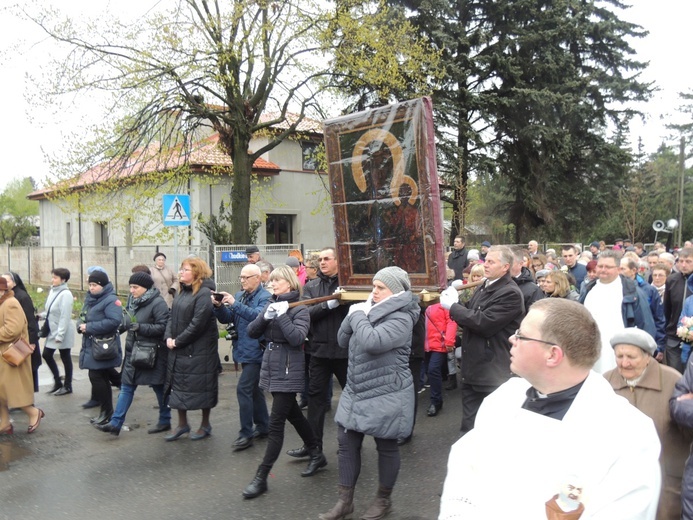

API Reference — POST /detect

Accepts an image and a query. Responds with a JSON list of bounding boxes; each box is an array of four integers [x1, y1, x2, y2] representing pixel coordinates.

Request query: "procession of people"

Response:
[[3, 239, 693, 519]]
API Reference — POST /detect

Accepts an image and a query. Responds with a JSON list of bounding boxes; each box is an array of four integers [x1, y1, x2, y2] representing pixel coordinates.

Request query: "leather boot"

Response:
[[301, 447, 327, 477], [47, 378, 62, 394], [54, 386, 72, 396], [319, 485, 355, 520], [360, 485, 392, 520], [445, 375, 457, 391], [90, 405, 112, 426], [242, 466, 269, 499]]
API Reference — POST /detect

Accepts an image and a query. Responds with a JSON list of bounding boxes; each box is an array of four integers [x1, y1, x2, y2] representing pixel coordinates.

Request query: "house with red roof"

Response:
[[28, 113, 334, 251]]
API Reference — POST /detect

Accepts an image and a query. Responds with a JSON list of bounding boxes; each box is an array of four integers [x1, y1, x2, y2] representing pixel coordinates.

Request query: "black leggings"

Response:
[[88, 369, 113, 414], [42, 347, 73, 386], [337, 428, 400, 489], [260, 392, 317, 472]]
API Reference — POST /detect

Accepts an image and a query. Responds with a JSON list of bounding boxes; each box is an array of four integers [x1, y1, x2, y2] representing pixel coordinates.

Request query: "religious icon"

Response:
[[323, 97, 446, 291], [545, 478, 585, 519]]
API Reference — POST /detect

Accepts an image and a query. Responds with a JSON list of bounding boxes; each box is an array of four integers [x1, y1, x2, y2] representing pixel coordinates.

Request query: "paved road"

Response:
[[2, 359, 461, 520]]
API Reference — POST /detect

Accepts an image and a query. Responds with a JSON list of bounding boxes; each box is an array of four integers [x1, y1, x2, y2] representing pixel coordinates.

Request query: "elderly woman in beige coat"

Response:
[[603, 328, 689, 520], [151, 252, 179, 308], [0, 277, 45, 435]]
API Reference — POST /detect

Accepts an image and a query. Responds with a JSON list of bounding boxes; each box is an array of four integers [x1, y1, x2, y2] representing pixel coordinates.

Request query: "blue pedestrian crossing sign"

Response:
[[163, 194, 191, 226]]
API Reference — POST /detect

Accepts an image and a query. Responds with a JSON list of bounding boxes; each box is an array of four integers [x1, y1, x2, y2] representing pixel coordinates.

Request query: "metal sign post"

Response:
[[163, 194, 191, 269]]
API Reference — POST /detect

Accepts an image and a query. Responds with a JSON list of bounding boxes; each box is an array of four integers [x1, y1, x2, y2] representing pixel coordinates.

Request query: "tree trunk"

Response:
[[227, 129, 253, 245]]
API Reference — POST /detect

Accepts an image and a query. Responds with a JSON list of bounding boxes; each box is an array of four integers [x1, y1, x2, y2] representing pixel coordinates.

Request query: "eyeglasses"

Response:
[[512, 330, 555, 347], [318, 257, 335, 262], [306, 265, 318, 270], [179, 268, 192, 272], [239, 275, 259, 281]]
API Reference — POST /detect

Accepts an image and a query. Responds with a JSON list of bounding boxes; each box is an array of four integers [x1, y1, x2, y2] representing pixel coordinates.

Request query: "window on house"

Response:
[[301, 142, 317, 171], [66, 222, 71, 247], [266, 214, 293, 244], [95, 222, 108, 247]]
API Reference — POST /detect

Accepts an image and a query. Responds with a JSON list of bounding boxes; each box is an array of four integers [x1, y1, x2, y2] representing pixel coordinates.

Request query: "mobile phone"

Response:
[[212, 292, 224, 302]]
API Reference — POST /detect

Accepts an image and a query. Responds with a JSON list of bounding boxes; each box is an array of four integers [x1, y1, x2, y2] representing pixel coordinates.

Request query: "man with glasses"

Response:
[[212, 263, 271, 451], [440, 245, 524, 434], [439, 298, 661, 519], [286, 247, 350, 473], [579, 250, 655, 373], [663, 248, 693, 372]]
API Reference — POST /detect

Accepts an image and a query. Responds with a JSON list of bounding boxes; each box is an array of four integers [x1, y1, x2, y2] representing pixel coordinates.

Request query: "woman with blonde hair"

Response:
[[543, 270, 579, 301], [242, 265, 320, 498], [164, 257, 218, 441]]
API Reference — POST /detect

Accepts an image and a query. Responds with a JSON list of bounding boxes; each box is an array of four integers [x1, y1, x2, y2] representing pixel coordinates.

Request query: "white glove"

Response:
[[327, 289, 341, 309], [274, 301, 289, 317], [349, 301, 370, 316], [439, 287, 459, 310], [450, 279, 465, 290], [264, 304, 277, 320]]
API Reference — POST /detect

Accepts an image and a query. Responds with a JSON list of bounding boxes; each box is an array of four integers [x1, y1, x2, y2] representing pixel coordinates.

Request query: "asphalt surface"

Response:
[[1, 358, 462, 520]]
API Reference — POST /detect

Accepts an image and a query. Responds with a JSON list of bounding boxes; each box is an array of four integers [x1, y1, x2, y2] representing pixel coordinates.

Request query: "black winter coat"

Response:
[[450, 272, 524, 389], [514, 267, 545, 314], [664, 271, 693, 340], [447, 247, 469, 280], [122, 289, 169, 387], [302, 271, 349, 358], [165, 283, 218, 410], [248, 290, 310, 394], [78, 283, 123, 370]]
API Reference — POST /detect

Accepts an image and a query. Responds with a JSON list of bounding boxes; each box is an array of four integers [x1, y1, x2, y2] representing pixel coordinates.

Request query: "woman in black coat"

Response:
[[95, 272, 170, 436], [164, 257, 218, 441], [3, 272, 41, 392], [242, 265, 321, 499]]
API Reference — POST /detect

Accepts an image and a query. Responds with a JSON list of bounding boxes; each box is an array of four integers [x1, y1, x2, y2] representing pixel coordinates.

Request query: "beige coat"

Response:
[[151, 264, 179, 308], [0, 291, 32, 408], [604, 362, 690, 520]]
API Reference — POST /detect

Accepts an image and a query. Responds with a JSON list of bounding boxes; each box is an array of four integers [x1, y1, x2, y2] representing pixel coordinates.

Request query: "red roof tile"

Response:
[[28, 133, 280, 200]]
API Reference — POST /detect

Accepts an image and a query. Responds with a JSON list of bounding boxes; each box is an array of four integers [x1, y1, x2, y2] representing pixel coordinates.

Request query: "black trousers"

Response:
[[460, 382, 495, 435], [337, 428, 400, 489], [43, 347, 73, 386], [260, 392, 317, 472], [307, 356, 348, 449], [89, 369, 113, 414]]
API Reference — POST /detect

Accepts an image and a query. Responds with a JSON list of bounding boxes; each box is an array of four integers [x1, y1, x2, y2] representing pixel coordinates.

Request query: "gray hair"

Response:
[[255, 260, 274, 273], [489, 245, 514, 269]]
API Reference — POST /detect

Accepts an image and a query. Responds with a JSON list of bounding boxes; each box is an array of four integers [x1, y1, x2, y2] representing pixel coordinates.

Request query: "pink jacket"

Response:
[[424, 303, 457, 353]]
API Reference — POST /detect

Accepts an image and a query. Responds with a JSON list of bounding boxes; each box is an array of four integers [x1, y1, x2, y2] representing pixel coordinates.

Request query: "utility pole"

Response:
[[678, 136, 685, 247]]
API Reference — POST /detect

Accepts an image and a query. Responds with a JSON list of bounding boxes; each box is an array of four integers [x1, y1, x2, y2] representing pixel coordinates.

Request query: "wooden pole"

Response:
[[287, 279, 486, 308]]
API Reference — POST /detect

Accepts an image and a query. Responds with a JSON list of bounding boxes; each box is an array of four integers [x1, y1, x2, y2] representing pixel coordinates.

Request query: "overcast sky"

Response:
[[0, 0, 689, 193]]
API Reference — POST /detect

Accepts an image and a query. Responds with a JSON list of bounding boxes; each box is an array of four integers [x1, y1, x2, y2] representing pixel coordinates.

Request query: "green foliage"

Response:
[[0, 178, 39, 246], [391, 0, 651, 242], [195, 198, 261, 246]]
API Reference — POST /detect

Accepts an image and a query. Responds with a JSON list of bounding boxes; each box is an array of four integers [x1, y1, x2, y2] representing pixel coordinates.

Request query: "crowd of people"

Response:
[[3, 236, 693, 518]]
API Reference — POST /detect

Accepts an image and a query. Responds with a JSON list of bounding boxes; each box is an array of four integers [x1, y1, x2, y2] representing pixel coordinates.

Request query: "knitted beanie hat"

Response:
[[88, 270, 109, 287], [373, 266, 410, 294], [129, 272, 154, 290]]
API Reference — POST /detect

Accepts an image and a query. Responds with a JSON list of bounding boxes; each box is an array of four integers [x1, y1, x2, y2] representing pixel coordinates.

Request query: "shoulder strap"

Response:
[[425, 307, 445, 340]]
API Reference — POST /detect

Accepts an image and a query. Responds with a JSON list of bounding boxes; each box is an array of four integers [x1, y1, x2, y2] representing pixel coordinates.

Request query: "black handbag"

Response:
[[130, 335, 158, 369], [38, 297, 57, 339], [91, 335, 118, 361]]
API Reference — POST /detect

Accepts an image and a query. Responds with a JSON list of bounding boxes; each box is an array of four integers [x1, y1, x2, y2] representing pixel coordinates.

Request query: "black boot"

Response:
[[445, 375, 458, 391], [47, 378, 62, 394], [242, 467, 269, 499], [301, 448, 327, 477], [54, 386, 72, 396], [90, 405, 112, 426], [287, 445, 310, 458]]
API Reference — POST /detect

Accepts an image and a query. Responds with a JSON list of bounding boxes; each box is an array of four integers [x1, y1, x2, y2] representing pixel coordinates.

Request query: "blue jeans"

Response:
[[110, 383, 171, 429], [427, 352, 446, 406], [238, 363, 269, 438]]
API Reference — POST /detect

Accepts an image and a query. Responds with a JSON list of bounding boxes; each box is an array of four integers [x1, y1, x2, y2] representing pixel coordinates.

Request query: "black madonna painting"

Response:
[[323, 97, 447, 291]]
